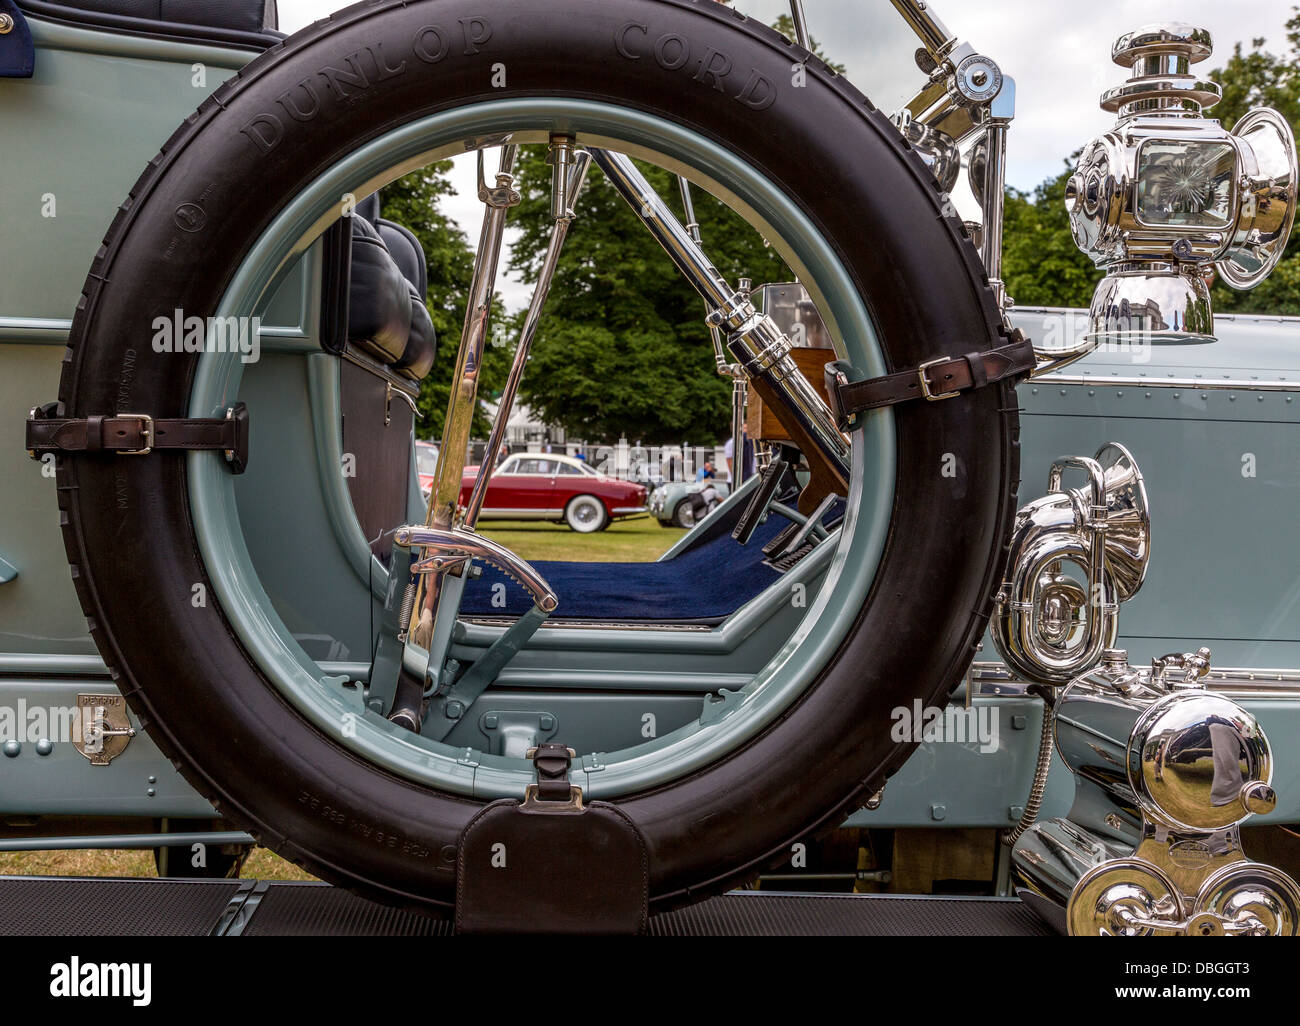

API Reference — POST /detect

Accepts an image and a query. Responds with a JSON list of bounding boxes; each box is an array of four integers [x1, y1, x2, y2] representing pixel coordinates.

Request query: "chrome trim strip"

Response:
[[0, 316, 72, 344], [461, 617, 713, 632], [970, 660, 1300, 697], [1035, 373, 1298, 392], [0, 316, 308, 347], [612, 505, 649, 514], [1012, 305, 1300, 327], [475, 508, 566, 519]]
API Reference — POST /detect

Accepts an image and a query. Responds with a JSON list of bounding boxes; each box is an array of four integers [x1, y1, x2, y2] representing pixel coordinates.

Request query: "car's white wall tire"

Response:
[[565, 494, 609, 533]]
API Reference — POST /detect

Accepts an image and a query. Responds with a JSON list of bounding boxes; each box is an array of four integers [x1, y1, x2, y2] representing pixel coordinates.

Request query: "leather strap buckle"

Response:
[[525, 744, 582, 809], [824, 331, 1035, 430], [115, 414, 154, 455], [25, 402, 250, 473], [917, 359, 961, 402]]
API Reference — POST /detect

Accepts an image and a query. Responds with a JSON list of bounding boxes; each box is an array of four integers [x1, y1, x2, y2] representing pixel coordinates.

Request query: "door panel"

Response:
[[488, 457, 559, 514]]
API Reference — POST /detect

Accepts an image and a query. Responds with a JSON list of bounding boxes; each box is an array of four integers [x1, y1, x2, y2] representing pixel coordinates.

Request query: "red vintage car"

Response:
[[459, 453, 647, 532], [415, 440, 440, 500]]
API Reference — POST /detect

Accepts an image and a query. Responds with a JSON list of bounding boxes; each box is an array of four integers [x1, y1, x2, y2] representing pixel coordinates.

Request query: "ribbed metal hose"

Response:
[[1002, 693, 1055, 847]]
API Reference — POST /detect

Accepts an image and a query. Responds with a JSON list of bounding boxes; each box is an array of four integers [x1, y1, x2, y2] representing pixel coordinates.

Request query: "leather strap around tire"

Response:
[[26, 402, 249, 472], [826, 332, 1034, 430]]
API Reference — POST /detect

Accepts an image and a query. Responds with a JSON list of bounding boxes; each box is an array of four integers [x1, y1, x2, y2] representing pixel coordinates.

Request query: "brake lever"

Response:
[[396, 525, 559, 613]]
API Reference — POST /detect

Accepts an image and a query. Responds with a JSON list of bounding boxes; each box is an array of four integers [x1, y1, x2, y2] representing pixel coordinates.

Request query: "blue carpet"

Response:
[[461, 512, 792, 621]]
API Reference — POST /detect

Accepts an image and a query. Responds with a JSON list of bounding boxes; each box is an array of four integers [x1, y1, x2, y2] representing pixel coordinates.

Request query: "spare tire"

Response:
[[51, 0, 1021, 916]]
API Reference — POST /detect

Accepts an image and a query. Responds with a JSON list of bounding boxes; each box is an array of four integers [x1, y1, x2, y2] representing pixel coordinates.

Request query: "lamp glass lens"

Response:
[[1136, 140, 1236, 229]]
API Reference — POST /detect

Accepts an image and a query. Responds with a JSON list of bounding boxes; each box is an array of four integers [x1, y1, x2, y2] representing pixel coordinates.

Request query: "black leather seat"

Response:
[[20, 1, 279, 34], [376, 219, 436, 380], [346, 192, 436, 383]]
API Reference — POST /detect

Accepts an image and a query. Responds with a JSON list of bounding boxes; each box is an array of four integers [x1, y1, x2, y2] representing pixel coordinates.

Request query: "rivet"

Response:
[[1201, 393, 1208, 400], [1059, 389, 1067, 396], [1088, 389, 1095, 396], [1031, 387, 1038, 395], [1116, 391, 1123, 398], [930, 803, 947, 821], [1173, 392, 1180, 399], [35, 739, 53, 756], [148, 775, 157, 784], [2, 740, 20, 757], [146, 787, 156, 797], [1229, 394, 1236, 401], [1145, 392, 1151, 398], [1258, 395, 1265, 402]]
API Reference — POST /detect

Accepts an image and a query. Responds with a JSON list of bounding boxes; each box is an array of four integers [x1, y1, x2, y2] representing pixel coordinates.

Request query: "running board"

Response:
[[0, 876, 1051, 936]]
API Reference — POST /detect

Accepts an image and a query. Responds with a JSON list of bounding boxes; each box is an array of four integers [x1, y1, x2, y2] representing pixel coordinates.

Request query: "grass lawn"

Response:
[[0, 846, 316, 880], [2, 517, 682, 881], [479, 514, 681, 562]]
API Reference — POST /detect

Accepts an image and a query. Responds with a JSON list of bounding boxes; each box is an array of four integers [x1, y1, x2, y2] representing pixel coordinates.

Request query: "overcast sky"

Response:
[[277, 0, 1293, 307]]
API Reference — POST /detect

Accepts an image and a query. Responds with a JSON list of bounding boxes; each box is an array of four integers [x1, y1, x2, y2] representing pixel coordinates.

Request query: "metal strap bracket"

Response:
[[525, 743, 582, 809]]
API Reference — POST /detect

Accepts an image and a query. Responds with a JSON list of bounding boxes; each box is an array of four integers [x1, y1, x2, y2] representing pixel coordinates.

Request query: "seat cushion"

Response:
[[344, 193, 436, 382], [347, 216, 412, 366], [377, 219, 428, 299], [397, 285, 436, 380], [460, 511, 791, 622]]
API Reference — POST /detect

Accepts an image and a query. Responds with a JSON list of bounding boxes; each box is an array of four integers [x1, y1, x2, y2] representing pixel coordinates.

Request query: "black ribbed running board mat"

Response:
[[650, 892, 1052, 936], [0, 877, 1051, 935], [0, 877, 243, 936]]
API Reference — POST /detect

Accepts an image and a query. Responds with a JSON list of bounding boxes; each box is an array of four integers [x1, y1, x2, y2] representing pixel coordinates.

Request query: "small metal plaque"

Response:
[[74, 694, 136, 766]]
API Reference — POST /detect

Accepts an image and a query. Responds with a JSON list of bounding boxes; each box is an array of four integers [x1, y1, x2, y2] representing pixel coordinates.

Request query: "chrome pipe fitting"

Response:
[[1013, 647, 1300, 936]]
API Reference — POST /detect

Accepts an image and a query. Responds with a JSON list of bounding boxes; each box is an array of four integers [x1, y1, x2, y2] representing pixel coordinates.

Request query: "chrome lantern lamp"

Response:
[[1066, 24, 1298, 345]]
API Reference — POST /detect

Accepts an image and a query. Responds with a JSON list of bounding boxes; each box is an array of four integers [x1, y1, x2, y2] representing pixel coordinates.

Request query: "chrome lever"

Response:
[[407, 142, 519, 652], [396, 525, 558, 613], [463, 135, 591, 529]]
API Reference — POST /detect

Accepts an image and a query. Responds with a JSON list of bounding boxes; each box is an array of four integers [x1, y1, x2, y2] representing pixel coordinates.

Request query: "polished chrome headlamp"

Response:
[[1067, 23, 1297, 345]]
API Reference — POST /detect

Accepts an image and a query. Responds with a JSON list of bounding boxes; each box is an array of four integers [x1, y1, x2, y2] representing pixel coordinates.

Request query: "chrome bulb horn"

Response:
[[1066, 24, 1298, 345], [991, 443, 1150, 685]]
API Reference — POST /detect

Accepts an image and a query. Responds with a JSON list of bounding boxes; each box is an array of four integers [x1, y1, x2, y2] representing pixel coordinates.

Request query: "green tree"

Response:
[[501, 14, 840, 443], [379, 163, 509, 437], [1208, 9, 1300, 314], [1002, 157, 1101, 309], [506, 150, 791, 441]]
